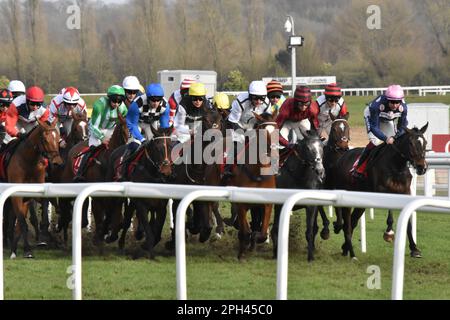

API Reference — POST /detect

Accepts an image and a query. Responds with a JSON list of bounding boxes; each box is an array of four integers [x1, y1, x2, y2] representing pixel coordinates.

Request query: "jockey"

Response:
[[173, 82, 212, 143], [223, 80, 271, 178], [48, 87, 87, 148], [313, 83, 349, 142], [7, 80, 26, 99], [213, 92, 230, 121], [5, 86, 50, 141], [117, 83, 170, 181], [73, 85, 128, 182], [0, 89, 14, 146], [276, 85, 319, 148], [122, 76, 142, 108], [266, 79, 286, 113], [168, 78, 195, 126], [351, 84, 408, 179]]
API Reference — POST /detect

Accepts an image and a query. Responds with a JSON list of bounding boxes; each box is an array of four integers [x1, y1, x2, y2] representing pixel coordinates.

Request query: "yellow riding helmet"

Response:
[[213, 92, 230, 109], [139, 84, 145, 95], [189, 82, 207, 96]]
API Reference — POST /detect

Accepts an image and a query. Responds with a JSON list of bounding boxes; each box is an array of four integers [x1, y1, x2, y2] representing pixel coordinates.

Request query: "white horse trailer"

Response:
[[157, 70, 217, 100]]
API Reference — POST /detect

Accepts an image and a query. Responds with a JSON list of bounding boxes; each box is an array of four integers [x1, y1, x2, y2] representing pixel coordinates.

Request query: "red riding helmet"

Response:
[[63, 87, 81, 104], [294, 86, 311, 103], [26, 86, 45, 102], [0, 89, 14, 105]]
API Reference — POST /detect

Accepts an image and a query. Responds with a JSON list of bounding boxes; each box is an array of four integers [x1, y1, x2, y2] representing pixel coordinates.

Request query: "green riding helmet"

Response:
[[107, 85, 125, 98]]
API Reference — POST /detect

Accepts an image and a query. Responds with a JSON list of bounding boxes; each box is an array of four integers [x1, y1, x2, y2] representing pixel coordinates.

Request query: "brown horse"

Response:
[[224, 112, 279, 260], [3, 120, 62, 258], [58, 113, 129, 245], [334, 123, 428, 259]]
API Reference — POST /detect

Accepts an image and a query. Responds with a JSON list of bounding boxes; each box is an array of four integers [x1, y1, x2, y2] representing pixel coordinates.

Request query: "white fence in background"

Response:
[[1, 180, 449, 301], [47, 85, 450, 98]]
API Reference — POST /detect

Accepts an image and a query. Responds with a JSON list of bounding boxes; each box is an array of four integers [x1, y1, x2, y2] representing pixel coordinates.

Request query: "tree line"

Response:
[[0, 0, 448, 93]]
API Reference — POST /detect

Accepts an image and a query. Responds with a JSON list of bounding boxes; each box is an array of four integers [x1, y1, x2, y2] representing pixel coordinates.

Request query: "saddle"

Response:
[[113, 147, 146, 181], [72, 144, 106, 176]]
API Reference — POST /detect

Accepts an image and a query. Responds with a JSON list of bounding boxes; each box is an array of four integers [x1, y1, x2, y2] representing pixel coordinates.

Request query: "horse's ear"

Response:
[[272, 108, 278, 121], [150, 124, 158, 137], [419, 122, 429, 134], [253, 112, 263, 122], [118, 111, 126, 124]]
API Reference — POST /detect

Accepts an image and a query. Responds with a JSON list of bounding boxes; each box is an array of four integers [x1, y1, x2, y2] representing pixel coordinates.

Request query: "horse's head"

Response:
[[297, 130, 326, 183], [202, 105, 223, 132], [70, 112, 88, 142], [110, 112, 130, 148], [37, 119, 63, 165], [329, 119, 350, 150], [147, 126, 173, 178], [397, 123, 428, 175]]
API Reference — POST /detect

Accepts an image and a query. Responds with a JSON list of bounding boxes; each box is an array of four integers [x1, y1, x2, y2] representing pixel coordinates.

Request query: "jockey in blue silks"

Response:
[[117, 83, 170, 181]]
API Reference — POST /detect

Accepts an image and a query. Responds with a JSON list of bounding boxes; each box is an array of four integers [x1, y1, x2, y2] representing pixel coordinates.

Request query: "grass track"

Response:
[[3, 205, 450, 300]]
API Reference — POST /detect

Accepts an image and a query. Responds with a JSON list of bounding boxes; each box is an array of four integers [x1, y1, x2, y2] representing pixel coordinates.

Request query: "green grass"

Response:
[[3, 204, 450, 300]]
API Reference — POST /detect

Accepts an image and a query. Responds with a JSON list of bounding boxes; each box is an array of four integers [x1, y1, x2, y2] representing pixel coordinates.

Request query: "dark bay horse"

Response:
[[105, 126, 173, 259], [58, 113, 129, 245], [2, 120, 62, 258], [165, 105, 225, 250], [225, 112, 279, 260], [334, 123, 429, 259], [318, 117, 351, 235], [271, 130, 326, 262]]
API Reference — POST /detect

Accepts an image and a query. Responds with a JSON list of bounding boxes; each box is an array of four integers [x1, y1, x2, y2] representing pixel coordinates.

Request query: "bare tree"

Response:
[[1, 0, 23, 79]]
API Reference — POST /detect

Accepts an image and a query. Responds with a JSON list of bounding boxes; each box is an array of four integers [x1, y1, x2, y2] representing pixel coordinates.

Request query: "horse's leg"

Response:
[[333, 207, 344, 234], [39, 199, 51, 245], [118, 200, 135, 251], [135, 200, 155, 259], [341, 207, 352, 257], [255, 204, 272, 244], [165, 199, 179, 251], [13, 199, 33, 258], [197, 202, 213, 243], [407, 219, 422, 258], [224, 203, 238, 229], [105, 199, 124, 244], [384, 210, 395, 242], [212, 202, 224, 237], [237, 204, 251, 260], [318, 206, 330, 240], [152, 200, 168, 246], [347, 207, 365, 259], [28, 199, 40, 243], [92, 199, 105, 247], [305, 206, 319, 262], [271, 204, 282, 259], [7, 208, 17, 258], [82, 200, 89, 229]]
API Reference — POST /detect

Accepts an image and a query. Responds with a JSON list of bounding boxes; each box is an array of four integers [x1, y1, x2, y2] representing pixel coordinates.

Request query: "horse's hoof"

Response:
[[36, 241, 48, 247], [24, 252, 34, 259], [320, 228, 330, 240], [351, 256, 359, 261], [333, 222, 343, 234], [10, 252, 16, 259], [410, 249, 422, 258], [105, 234, 118, 244], [383, 231, 395, 243]]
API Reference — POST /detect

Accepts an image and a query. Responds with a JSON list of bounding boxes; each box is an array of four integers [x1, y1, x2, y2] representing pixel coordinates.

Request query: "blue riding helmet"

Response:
[[146, 83, 164, 97]]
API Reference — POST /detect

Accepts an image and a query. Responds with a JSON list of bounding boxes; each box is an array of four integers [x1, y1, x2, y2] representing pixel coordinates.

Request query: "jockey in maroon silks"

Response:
[[276, 85, 319, 148], [0, 89, 14, 147], [168, 78, 195, 127]]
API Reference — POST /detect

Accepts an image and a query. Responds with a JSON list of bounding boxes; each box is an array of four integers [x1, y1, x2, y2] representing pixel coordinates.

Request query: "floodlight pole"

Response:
[[286, 15, 296, 96]]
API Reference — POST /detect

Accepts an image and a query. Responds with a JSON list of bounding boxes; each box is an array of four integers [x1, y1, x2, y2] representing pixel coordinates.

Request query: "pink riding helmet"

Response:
[[385, 84, 404, 100]]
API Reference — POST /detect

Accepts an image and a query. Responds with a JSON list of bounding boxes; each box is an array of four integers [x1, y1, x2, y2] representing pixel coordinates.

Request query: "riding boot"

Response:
[[351, 143, 374, 179], [73, 146, 95, 182]]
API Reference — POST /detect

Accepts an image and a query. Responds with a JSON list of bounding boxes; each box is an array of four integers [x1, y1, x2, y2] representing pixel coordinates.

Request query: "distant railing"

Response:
[[47, 85, 450, 98]]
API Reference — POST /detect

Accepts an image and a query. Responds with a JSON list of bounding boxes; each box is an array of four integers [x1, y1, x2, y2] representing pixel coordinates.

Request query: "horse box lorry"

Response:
[[157, 70, 217, 100]]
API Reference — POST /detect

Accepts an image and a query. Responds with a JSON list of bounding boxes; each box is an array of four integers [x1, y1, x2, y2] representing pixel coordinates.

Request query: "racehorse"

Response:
[[317, 115, 351, 235], [334, 123, 429, 259], [224, 112, 279, 260], [166, 105, 225, 250], [1, 120, 62, 258], [30, 111, 90, 246], [58, 113, 129, 245], [271, 129, 325, 261], [105, 126, 173, 259]]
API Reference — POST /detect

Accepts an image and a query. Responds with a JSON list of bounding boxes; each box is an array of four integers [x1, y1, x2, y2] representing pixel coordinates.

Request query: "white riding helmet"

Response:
[[248, 81, 267, 96], [7, 80, 26, 94], [63, 87, 81, 104], [122, 76, 141, 91]]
